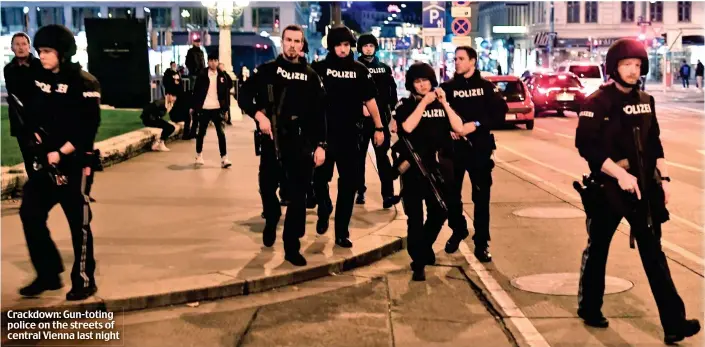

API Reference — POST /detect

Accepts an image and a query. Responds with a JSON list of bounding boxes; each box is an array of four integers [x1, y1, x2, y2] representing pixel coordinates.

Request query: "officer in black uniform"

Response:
[[19, 25, 101, 301], [575, 38, 700, 344], [441, 46, 508, 262], [392, 62, 467, 281], [355, 33, 400, 208], [238, 25, 327, 266], [311, 26, 386, 248]]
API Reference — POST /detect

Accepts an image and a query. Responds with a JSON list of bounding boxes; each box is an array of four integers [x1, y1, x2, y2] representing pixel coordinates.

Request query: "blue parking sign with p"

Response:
[[423, 1, 446, 29]]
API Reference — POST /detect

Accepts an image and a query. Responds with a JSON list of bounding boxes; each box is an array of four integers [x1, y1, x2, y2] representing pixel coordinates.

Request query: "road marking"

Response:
[[535, 127, 550, 133], [697, 150, 705, 156], [494, 151, 705, 267], [554, 132, 575, 140], [665, 160, 702, 173], [458, 233, 550, 347], [554, 118, 570, 123]]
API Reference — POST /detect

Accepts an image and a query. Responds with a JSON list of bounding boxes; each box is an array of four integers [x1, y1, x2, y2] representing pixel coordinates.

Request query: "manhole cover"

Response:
[[513, 207, 585, 219], [511, 273, 633, 296]]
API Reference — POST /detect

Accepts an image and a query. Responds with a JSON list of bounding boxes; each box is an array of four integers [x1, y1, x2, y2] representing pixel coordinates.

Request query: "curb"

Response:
[[1, 123, 183, 200], [1, 221, 407, 315]]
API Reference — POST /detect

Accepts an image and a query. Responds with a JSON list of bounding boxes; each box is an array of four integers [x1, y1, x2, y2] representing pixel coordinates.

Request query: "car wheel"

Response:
[[525, 120, 534, 130]]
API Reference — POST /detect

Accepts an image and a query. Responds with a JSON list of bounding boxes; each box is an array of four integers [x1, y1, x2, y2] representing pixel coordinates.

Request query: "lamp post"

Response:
[[202, 0, 249, 120]]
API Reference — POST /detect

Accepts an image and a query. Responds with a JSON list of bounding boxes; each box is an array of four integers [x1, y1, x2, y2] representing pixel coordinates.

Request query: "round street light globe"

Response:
[[401, 4, 407, 8]]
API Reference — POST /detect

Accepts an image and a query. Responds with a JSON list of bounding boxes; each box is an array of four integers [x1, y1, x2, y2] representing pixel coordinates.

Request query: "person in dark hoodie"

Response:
[[574, 38, 700, 344], [355, 33, 401, 209], [311, 26, 386, 249], [19, 25, 101, 301], [238, 24, 327, 266], [140, 99, 176, 152], [441, 46, 508, 262], [4, 32, 43, 177], [392, 62, 468, 281]]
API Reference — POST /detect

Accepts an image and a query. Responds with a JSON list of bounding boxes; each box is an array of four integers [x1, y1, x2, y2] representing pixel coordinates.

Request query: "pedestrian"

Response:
[[441, 46, 508, 262], [185, 38, 205, 89], [575, 38, 700, 344], [141, 99, 176, 152], [392, 62, 468, 281], [355, 33, 401, 209], [218, 62, 234, 125], [3, 32, 43, 177], [163, 61, 183, 101], [310, 26, 386, 248], [19, 25, 101, 301], [191, 52, 232, 168], [679, 60, 691, 88], [238, 25, 327, 266], [695, 60, 703, 90]]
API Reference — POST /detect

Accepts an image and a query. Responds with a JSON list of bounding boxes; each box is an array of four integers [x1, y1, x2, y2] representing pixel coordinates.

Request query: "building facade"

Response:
[[477, 1, 530, 75]]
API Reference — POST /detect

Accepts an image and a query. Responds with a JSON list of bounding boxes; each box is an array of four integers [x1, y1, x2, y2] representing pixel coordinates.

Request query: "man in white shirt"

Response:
[[191, 52, 232, 168]]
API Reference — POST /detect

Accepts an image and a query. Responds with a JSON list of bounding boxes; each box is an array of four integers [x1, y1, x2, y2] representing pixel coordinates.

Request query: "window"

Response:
[[493, 81, 525, 103], [146, 7, 171, 28], [621, 1, 635, 22], [179, 7, 209, 29], [539, 2, 545, 23], [108, 8, 136, 19], [252, 7, 280, 30], [1, 7, 25, 35], [585, 1, 598, 23], [678, 1, 691, 22], [538, 75, 583, 88], [568, 65, 602, 79], [649, 1, 663, 22], [72, 7, 100, 32], [37, 7, 64, 27], [567, 1, 580, 23]]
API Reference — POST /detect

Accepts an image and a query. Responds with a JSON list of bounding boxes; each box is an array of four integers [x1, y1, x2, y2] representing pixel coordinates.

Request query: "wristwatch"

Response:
[[375, 127, 385, 132], [661, 176, 671, 182]]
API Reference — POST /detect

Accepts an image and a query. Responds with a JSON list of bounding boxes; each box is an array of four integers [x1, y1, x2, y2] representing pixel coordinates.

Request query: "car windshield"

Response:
[[538, 76, 582, 88], [568, 65, 601, 79], [494, 80, 525, 102]]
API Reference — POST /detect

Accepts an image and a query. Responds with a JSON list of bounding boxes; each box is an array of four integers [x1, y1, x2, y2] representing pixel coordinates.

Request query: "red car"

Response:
[[485, 75, 535, 130], [525, 72, 586, 116]]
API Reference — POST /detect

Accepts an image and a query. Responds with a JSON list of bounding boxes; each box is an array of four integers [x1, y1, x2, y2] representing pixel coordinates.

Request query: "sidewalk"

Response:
[[0, 121, 406, 314]]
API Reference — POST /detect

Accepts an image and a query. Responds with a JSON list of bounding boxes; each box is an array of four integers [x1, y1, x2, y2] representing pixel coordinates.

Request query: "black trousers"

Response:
[[259, 133, 313, 254], [400, 156, 454, 271], [313, 132, 359, 239], [356, 118, 394, 198], [578, 197, 686, 334], [142, 118, 176, 141], [196, 109, 227, 157], [19, 167, 96, 289], [16, 135, 36, 178], [447, 140, 494, 246]]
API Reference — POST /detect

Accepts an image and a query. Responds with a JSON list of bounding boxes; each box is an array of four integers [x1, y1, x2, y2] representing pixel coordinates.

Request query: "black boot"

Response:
[[382, 195, 401, 209], [335, 238, 353, 248], [578, 309, 609, 328], [263, 220, 277, 247], [19, 276, 63, 297], [444, 230, 469, 254], [316, 218, 329, 235], [284, 252, 307, 267], [66, 283, 98, 301], [426, 250, 436, 266], [665, 319, 701, 345], [474, 244, 492, 262], [412, 267, 426, 281], [355, 192, 366, 205]]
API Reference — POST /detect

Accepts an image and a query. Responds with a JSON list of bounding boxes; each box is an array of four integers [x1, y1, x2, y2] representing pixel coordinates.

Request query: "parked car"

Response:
[[556, 61, 604, 96], [485, 75, 535, 130], [525, 72, 586, 116]]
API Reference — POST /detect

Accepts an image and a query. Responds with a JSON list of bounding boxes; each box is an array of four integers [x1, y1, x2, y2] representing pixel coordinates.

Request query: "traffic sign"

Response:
[[452, 36, 473, 47], [451, 7, 472, 18], [423, 1, 446, 29], [453, 1, 470, 6], [451, 18, 471, 36]]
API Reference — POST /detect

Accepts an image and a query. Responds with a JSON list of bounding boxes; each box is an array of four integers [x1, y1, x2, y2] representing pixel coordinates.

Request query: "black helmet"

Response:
[[33, 25, 77, 62], [357, 33, 378, 54], [327, 26, 356, 49], [605, 38, 649, 76], [405, 62, 438, 93]]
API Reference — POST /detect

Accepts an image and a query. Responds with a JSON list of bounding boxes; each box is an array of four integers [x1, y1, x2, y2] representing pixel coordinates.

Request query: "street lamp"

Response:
[[202, 0, 249, 120]]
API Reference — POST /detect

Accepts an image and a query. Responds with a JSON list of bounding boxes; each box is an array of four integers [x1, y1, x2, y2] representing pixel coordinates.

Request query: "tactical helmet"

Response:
[[33, 25, 77, 62], [357, 33, 378, 54], [405, 62, 438, 92], [327, 26, 356, 49], [605, 38, 649, 76]]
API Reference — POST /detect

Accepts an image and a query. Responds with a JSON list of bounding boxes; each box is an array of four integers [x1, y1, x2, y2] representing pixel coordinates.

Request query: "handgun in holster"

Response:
[[573, 173, 604, 219]]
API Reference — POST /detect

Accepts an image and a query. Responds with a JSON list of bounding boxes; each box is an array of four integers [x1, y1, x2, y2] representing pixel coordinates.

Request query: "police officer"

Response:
[[575, 38, 700, 344], [441, 46, 508, 262], [355, 33, 400, 208], [392, 62, 467, 281], [311, 26, 385, 248], [19, 25, 101, 301], [238, 25, 326, 266]]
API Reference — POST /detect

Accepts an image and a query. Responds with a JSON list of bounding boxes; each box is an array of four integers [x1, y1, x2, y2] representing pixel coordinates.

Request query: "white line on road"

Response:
[[459, 243, 551, 347], [535, 127, 550, 133], [698, 150, 705, 156], [665, 160, 703, 173], [554, 132, 575, 140], [553, 118, 571, 123], [494, 152, 705, 267]]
